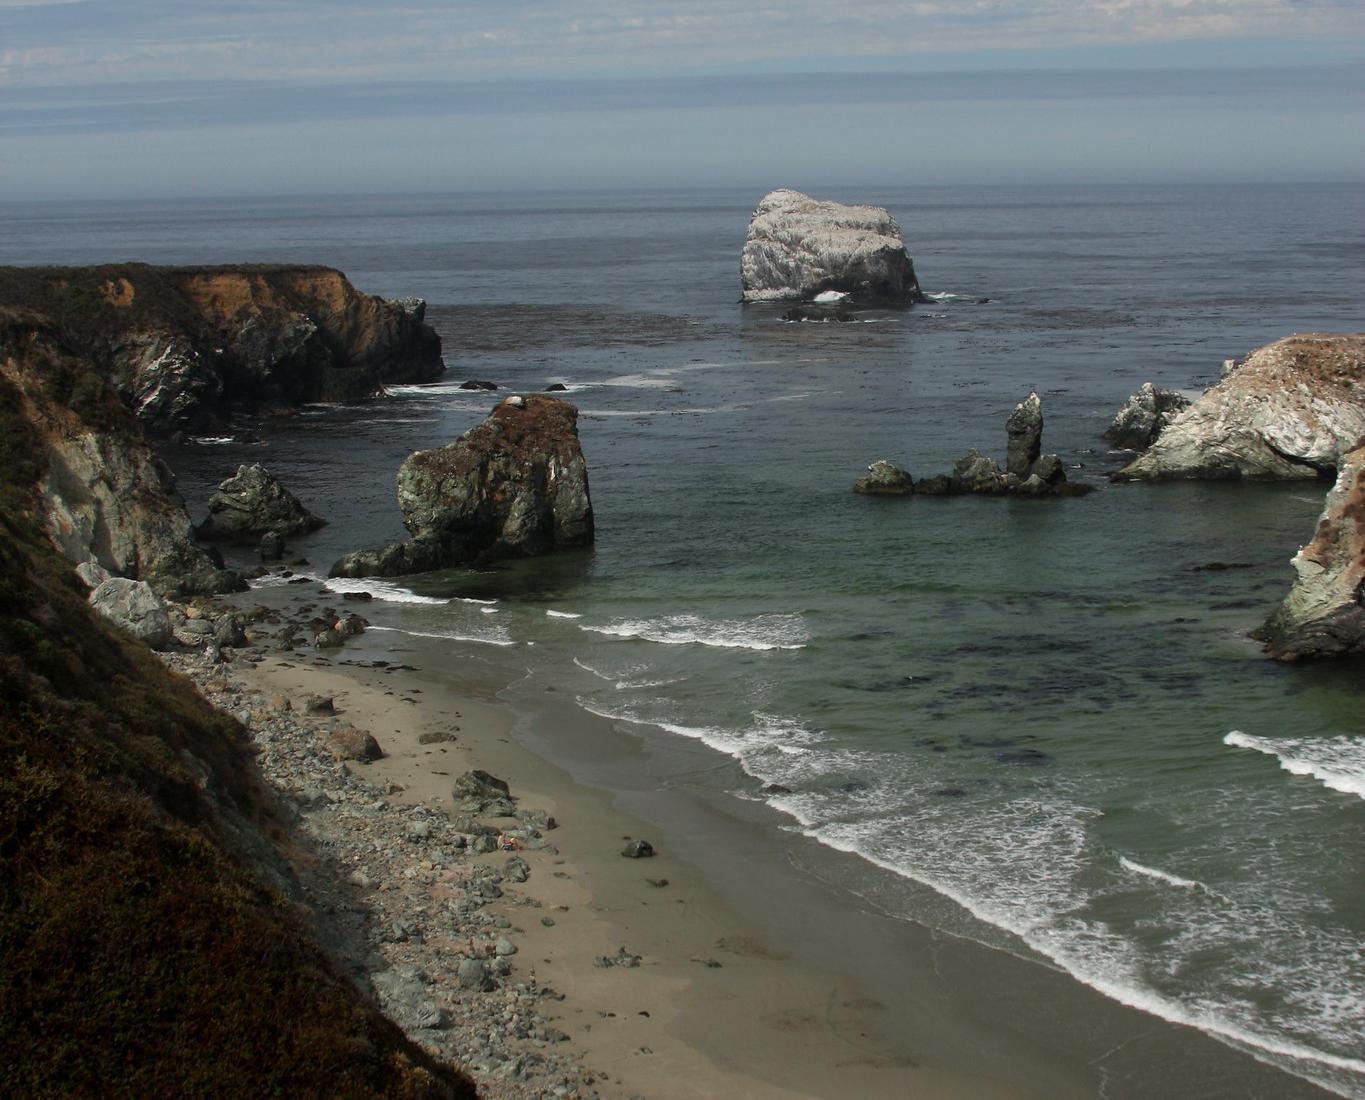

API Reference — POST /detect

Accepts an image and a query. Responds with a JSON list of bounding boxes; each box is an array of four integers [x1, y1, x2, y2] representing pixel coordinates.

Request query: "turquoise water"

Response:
[[5, 183, 1363, 1094]]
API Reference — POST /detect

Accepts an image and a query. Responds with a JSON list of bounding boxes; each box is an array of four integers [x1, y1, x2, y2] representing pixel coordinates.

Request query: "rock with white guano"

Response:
[[740, 188, 928, 306]]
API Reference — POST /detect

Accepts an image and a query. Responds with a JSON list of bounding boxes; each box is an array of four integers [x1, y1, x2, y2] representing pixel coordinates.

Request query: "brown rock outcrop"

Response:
[[331, 395, 594, 578], [0, 264, 444, 435], [1258, 444, 1365, 659]]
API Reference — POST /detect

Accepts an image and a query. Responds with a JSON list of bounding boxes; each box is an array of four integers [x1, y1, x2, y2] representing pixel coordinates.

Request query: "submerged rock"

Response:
[[740, 189, 928, 306], [1104, 382, 1191, 450], [1118, 334, 1365, 480], [198, 463, 326, 542], [331, 395, 593, 578], [1257, 444, 1365, 659]]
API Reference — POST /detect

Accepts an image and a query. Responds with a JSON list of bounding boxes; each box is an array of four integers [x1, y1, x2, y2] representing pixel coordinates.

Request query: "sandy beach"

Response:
[[161, 580, 1337, 1100]]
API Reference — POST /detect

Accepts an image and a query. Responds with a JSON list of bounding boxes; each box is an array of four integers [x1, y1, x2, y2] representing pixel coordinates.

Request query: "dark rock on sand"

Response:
[[331, 395, 593, 578], [199, 463, 326, 542], [621, 839, 655, 859], [741, 188, 929, 306], [327, 727, 383, 762]]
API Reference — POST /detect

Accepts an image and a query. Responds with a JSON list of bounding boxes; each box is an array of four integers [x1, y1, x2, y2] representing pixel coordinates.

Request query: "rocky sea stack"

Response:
[[740, 188, 928, 306], [1117, 334, 1365, 480], [1257, 444, 1365, 660], [332, 395, 593, 578], [855, 392, 1082, 498], [0, 264, 444, 435], [199, 463, 326, 542]]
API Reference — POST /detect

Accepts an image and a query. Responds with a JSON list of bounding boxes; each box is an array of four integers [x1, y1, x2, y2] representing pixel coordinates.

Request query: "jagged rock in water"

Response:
[[199, 464, 326, 542], [88, 577, 173, 649], [852, 460, 915, 496], [331, 395, 593, 578], [1118, 334, 1365, 481], [740, 189, 928, 306], [1006, 392, 1043, 477], [1257, 444, 1365, 659], [950, 450, 1006, 493], [1104, 382, 1192, 450], [0, 264, 445, 435]]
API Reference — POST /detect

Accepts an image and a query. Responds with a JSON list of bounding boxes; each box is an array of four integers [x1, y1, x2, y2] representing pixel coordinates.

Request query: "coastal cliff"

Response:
[[740, 189, 928, 306], [0, 264, 444, 435], [0, 307, 239, 597], [0, 352, 474, 1096], [1117, 334, 1365, 480], [1258, 444, 1365, 659]]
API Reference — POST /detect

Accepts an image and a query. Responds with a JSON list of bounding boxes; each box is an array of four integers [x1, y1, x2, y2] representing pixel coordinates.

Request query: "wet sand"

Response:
[[226, 594, 1333, 1100]]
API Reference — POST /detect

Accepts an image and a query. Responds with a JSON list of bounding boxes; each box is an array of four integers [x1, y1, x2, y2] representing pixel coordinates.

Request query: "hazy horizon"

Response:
[[2, 1, 1362, 200]]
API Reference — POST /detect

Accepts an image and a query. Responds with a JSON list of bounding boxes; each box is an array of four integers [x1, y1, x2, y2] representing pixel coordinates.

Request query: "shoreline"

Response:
[[175, 582, 1340, 1100]]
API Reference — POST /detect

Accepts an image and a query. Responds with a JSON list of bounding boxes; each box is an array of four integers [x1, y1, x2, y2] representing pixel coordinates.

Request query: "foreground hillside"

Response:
[[0, 323, 474, 1097]]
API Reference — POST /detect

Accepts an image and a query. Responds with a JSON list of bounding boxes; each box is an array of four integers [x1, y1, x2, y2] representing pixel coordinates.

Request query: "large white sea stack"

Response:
[[740, 188, 926, 306]]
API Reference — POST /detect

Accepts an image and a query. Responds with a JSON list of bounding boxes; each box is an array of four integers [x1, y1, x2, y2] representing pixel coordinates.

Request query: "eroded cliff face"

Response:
[[1118, 334, 1365, 481], [0, 264, 444, 435], [0, 307, 240, 597], [331, 394, 593, 578], [1258, 444, 1365, 659]]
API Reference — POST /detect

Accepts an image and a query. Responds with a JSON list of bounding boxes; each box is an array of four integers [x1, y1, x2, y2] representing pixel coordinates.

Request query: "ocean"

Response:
[[4, 183, 1363, 1096]]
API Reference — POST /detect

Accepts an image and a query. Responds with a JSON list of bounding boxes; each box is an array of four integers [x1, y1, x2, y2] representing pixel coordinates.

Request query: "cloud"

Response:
[[2, 1, 1362, 90]]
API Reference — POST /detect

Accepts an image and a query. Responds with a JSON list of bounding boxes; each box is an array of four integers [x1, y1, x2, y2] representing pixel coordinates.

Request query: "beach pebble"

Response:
[[406, 819, 433, 841], [504, 856, 530, 883], [495, 937, 518, 957], [620, 839, 655, 859]]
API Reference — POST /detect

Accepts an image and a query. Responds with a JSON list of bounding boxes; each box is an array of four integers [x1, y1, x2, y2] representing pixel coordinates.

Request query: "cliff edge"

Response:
[[0, 264, 444, 435]]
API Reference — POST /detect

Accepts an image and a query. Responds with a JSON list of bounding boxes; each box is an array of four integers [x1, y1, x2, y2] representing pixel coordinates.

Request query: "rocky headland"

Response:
[[855, 392, 1083, 498], [1116, 334, 1365, 480], [740, 188, 929, 307], [1, 307, 241, 597], [0, 264, 444, 436], [332, 395, 594, 579], [1257, 444, 1365, 660]]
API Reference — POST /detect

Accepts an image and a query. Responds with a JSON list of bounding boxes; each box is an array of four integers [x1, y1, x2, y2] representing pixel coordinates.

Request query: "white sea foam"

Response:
[[925, 291, 978, 302], [480, 607, 498, 614], [547, 610, 582, 619], [813, 289, 848, 303], [248, 570, 323, 588], [191, 435, 236, 445], [1119, 856, 1201, 889], [1225, 731, 1365, 800], [320, 576, 452, 606], [367, 624, 515, 648], [579, 612, 809, 651]]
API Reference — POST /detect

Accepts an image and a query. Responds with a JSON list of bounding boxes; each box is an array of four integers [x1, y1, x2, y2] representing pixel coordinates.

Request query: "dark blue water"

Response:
[[5, 184, 1363, 1096]]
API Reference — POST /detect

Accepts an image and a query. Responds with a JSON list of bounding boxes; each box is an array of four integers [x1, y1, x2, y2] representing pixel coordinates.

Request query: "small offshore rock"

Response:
[[621, 839, 655, 859], [259, 531, 285, 561], [459, 379, 499, 391], [1005, 392, 1043, 477], [852, 459, 915, 496], [199, 463, 326, 542], [1104, 382, 1191, 450]]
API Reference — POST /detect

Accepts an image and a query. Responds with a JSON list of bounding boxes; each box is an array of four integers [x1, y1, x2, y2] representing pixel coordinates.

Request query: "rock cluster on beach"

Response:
[[332, 395, 594, 579], [854, 392, 1082, 498], [0, 264, 444, 435], [740, 188, 929, 306], [1257, 443, 1365, 660], [1117, 334, 1365, 480]]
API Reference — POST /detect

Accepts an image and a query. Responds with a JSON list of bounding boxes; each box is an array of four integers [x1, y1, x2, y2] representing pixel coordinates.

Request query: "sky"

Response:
[[1, 0, 1362, 198]]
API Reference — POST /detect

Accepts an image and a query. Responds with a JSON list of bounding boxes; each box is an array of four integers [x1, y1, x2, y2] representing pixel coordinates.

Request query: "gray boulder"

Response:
[[1258, 443, 1365, 659], [950, 450, 1005, 493], [1119, 334, 1365, 481], [1104, 382, 1191, 450], [199, 464, 326, 542], [331, 395, 593, 578], [740, 189, 928, 306], [89, 578, 172, 649]]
